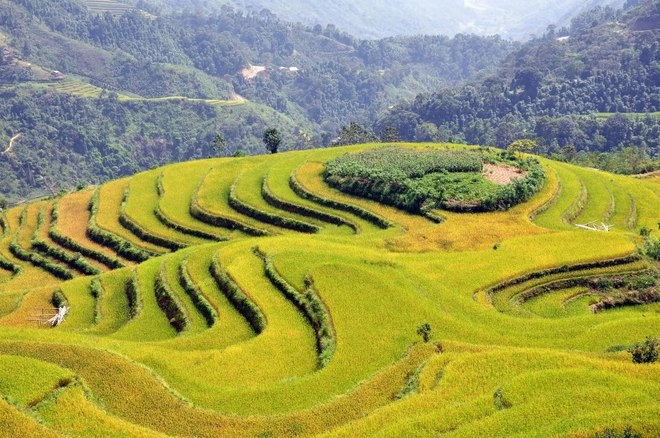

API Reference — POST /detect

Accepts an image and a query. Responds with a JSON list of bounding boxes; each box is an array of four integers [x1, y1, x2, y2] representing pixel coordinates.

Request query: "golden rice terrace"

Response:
[[0, 143, 658, 437]]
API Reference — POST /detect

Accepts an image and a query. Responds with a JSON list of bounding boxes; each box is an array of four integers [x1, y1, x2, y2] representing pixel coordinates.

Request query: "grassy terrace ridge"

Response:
[[263, 158, 360, 234], [192, 160, 274, 236], [157, 163, 234, 239], [89, 179, 166, 257], [122, 170, 209, 250], [228, 162, 323, 233], [0, 142, 658, 436], [32, 203, 105, 276], [155, 171, 228, 242], [51, 191, 129, 269]]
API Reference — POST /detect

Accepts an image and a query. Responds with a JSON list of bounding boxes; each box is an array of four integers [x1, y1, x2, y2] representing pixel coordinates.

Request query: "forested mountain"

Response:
[[0, 0, 657, 202], [150, 0, 626, 40], [0, 0, 514, 202], [379, 0, 660, 173]]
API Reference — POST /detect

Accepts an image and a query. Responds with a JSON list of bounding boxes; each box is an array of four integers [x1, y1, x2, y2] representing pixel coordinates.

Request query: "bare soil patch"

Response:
[[482, 163, 527, 185], [241, 65, 266, 79]]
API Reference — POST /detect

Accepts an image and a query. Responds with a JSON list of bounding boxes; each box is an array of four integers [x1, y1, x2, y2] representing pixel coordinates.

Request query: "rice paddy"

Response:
[[81, 0, 135, 16], [0, 143, 657, 436]]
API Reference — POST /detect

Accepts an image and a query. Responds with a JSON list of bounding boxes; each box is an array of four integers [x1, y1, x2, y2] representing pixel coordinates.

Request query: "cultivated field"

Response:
[[80, 0, 135, 16], [0, 143, 658, 437]]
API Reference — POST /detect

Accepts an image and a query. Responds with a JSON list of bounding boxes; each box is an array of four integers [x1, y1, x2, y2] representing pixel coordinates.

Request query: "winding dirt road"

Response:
[[3, 133, 22, 154]]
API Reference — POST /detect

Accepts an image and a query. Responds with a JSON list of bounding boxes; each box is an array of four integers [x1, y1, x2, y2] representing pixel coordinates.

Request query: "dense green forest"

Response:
[[379, 0, 660, 173], [0, 0, 658, 202]]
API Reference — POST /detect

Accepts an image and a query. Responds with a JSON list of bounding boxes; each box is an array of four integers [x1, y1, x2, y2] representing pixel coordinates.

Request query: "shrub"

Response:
[[178, 257, 217, 327], [253, 247, 335, 368], [86, 188, 153, 262], [125, 271, 142, 320], [154, 203, 225, 242], [228, 178, 321, 233], [10, 235, 74, 280], [261, 173, 358, 232], [189, 175, 270, 236], [119, 188, 187, 251], [0, 213, 7, 237], [493, 387, 512, 410], [154, 263, 189, 333], [89, 277, 104, 324], [591, 426, 642, 438], [643, 237, 660, 261], [628, 337, 659, 364], [289, 171, 392, 229], [31, 208, 102, 276], [51, 289, 68, 308], [0, 254, 22, 276], [50, 200, 123, 270], [416, 323, 432, 342]]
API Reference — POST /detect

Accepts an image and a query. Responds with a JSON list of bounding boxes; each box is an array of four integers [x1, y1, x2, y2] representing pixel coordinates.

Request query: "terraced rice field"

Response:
[[0, 143, 658, 437], [45, 78, 242, 105], [45, 79, 107, 98], [81, 0, 135, 16]]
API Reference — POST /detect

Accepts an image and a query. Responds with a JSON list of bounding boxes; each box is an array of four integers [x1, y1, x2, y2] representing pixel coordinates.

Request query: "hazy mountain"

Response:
[[151, 0, 627, 39]]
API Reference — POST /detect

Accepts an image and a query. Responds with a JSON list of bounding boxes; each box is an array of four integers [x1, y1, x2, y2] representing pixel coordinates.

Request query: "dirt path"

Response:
[[3, 133, 22, 154]]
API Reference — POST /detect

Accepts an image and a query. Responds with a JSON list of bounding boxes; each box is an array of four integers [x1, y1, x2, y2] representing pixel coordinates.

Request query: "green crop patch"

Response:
[[0, 143, 657, 436], [324, 146, 545, 215]]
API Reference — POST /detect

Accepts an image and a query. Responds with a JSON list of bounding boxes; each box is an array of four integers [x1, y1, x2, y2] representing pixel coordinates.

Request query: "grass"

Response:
[[523, 286, 592, 318], [534, 161, 582, 230], [0, 143, 657, 436], [0, 354, 75, 407], [264, 155, 358, 235], [32, 202, 105, 275]]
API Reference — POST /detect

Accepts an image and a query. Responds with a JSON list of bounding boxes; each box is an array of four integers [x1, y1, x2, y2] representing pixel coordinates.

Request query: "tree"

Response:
[[333, 122, 378, 146], [507, 139, 537, 158], [211, 133, 227, 156], [380, 126, 400, 142], [262, 128, 282, 154]]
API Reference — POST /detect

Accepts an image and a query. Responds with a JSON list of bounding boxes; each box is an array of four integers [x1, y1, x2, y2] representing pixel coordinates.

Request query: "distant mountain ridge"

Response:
[[149, 0, 627, 39]]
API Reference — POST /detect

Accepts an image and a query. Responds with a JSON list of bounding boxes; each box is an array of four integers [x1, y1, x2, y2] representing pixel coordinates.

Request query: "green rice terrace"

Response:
[[0, 143, 658, 437]]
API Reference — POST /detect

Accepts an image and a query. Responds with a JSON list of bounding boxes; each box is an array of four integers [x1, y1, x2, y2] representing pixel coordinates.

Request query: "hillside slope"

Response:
[[0, 0, 514, 202], [378, 0, 660, 168], [153, 0, 626, 39], [0, 143, 657, 436]]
